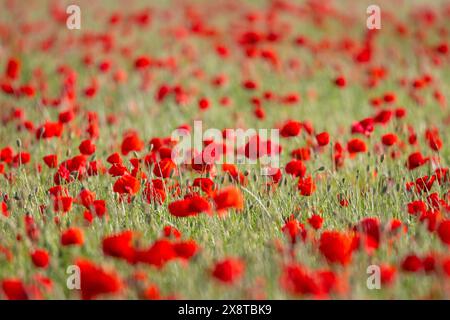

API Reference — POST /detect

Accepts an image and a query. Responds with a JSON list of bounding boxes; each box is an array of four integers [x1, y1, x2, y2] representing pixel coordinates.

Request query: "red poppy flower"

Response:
[[1, 201, 9, 217], [134, 55, 152, 69], [316, 132, 330, 146], [291, 147, 311, 161], [358, 217, 381, 252], [76, 259, 122, 300], [198, 97, 210, 110], [169, 195, 211, 217], [212, 258, 245, 284], [374, 110, 393, 124], [415, 175, 436, 193], [31, 249, 50, 268], [285, 159, 306, 178], [442, 257, 450, 278], [53, 196, 73, 213], [222, 164, 247, 185], [107, 152, 123, 165], [280, 120, 302, 137], [102, 231, 135, 263], [213, 186, 244, 212], [298, 176, 316, 196], [407, 200, 427, 215], [108, 163, 128, 177], [144, 179, 166, 204], [434, 168, 449, 185], [1, 279, 28, 300], [381, 133, 397, 146], [43, 154, 58, 168], [334, 76, 346, 87], [406, 152, 428, 170], [79, 139, 96, 155], [337, 194, 349, 207], [280, 264, 322, 296], [193, 177, 216, 196], [113, 174, 140, 195], [172, 240, 199, 260], [5, 57, 20, 80], [153, 158, 177, 178], [282, 217, 307, 244], [77, 189, 96, 208], [437, 220, 450, 245], [401, 254, 422, 272], [134, 239, 177, 268], [419, 209, 440, 232], [422, 254, 437, 273], [308, 214, 323, 230], [0, 146, 14, 163], [319, 231, 354, 265], [351, 118, 374, 136], [380, 265, 397, 285], [121, 132, 144, 155], [425, 128, 443, 151], [58, 110, 75, 123], [13, 152, 31, 166], [347, 138, 367, 154], [61, 228, 84, 246], [36, 122, 63, 140]]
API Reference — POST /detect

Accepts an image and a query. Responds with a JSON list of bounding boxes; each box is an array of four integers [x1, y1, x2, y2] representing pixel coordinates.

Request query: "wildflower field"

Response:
[[0, 0, 450, 300]]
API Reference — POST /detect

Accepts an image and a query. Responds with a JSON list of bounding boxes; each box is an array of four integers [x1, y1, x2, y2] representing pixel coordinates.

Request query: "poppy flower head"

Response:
[[319, 231, 354, 265], [347, 138, 367, 154], [31, 249, 50, 268], [212, 258, 245, 284], [113, 174, 140, 195], [61, 228, 84, 246], [213, 186, 244, 213], [76, 259, 122, 300], [121, 132, 144, 156]]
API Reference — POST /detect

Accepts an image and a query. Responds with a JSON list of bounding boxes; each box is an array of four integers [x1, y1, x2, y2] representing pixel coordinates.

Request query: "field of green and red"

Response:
[[0, 0, 450, 300]]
